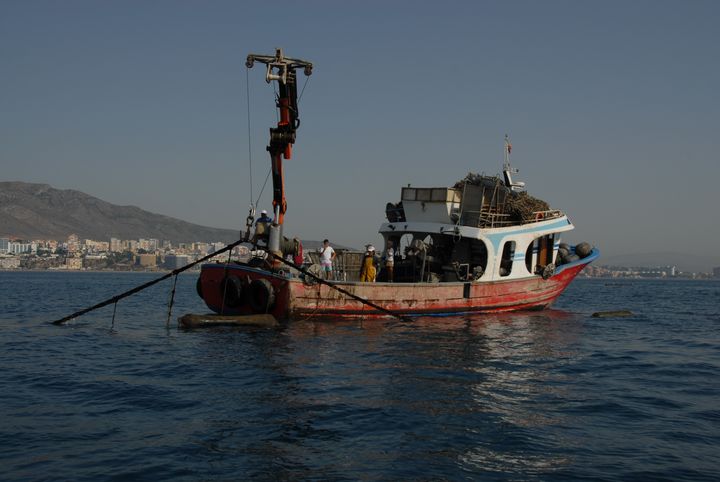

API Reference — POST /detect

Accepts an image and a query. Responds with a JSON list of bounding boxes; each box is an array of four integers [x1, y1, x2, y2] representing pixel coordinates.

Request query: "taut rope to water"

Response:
[[50, 240, 411, 326], [50, 239, 246, 325], [263, 251, 412, 323]]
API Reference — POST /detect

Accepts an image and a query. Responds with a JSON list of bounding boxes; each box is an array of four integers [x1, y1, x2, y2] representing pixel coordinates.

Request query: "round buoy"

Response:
[[575, 242, 593, 258], [542, 263, 555, 280], [248, 279, 276, 313], [557, 248, 569, 265], [566, 254, 580, 263], [220, 275, 243, 308]]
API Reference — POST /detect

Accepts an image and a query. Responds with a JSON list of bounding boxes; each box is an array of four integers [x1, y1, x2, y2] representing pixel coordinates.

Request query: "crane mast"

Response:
[[246, 48, 312, 257]]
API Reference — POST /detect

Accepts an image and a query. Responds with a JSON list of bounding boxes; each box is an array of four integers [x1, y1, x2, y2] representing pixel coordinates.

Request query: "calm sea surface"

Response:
[[0, 272, 719, 481]]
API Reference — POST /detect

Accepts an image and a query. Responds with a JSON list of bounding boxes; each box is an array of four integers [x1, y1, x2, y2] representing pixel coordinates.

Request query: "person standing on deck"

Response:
[[384, 240, 395, 282], [318, 239, 336, 280], [252, 209, 273, 245], [256, 209, 272, 225], [359, 245, 377, 282]]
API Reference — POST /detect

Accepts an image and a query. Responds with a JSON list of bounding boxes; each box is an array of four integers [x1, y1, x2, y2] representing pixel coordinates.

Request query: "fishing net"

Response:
[[454, 172, 550, 223], [453, 173, 505, 190], [505, 191, 550, 222]]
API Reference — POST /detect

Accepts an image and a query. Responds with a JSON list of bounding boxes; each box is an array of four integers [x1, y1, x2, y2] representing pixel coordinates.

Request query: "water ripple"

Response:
[[0, 273, 719, 480]]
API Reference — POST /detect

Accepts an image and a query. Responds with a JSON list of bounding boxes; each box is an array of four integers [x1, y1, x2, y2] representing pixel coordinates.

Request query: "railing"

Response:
[[461, 209, 564, 229], [306, 249, 365, 281], [530, 210, 563, 223]]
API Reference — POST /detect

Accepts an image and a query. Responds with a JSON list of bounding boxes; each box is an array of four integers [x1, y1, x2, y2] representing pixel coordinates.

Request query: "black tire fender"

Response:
[[196, 277, 203, 298], [248, 278, 276, 313], [221, 275, 244, 308]]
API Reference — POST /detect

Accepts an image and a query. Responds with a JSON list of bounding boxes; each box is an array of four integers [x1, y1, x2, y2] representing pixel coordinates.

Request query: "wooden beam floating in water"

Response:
[[178, 313, 279, 329], [591, 310, 634, 318]]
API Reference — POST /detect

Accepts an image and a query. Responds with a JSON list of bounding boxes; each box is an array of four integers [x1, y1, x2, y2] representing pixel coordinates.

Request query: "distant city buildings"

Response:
[[0, 234, 717, 277], [67, 234, 80, 254], [135, 254, 158, 267], [0, 257, 20, 269], [65, 257, 83, 270], [6, 240, 34, 255], [138, 238, 159, 252], [84, 239, 109, 253], [164, 254, 191, 270], [583, 264, 713, 279], [0, 233, 246, 271], [110, 237, 122, 253]]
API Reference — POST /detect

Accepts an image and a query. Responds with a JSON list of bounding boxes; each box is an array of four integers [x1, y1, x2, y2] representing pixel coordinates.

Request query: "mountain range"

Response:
[[0, 181, 241, 244]]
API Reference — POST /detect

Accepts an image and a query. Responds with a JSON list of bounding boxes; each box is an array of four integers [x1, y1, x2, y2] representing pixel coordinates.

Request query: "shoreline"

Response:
[[1, 268, 716, 281], [0, 268, 199, 275]]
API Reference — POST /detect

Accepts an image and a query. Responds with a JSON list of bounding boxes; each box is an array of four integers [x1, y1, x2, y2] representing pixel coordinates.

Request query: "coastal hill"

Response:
[[0, 181, 242, 244]]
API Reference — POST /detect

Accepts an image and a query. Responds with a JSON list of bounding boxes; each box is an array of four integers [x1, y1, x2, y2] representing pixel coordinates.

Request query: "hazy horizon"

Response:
[[2, 1, 718, 256]]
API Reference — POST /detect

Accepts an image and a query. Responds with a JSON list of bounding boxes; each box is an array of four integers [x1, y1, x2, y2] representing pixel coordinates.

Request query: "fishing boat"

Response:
[[197, 49, 599, 320]]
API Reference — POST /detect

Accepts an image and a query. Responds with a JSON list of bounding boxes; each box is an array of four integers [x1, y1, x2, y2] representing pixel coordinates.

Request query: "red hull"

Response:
[[197, 257, 593, 321]]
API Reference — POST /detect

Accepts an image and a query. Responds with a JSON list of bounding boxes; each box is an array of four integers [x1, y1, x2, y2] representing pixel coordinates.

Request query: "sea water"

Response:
[[0, 272, 718, 481]]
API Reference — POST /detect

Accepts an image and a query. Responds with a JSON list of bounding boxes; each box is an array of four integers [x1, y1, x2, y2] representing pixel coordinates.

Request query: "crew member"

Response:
[[384, 240, 395, 282], [256, 209, 272, 225], [318, 239, 336, 280], [360, 244, 377, 282]]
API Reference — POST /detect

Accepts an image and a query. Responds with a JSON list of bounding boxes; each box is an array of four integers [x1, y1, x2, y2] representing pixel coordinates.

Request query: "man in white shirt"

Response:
[[318, 239, 336, 280]]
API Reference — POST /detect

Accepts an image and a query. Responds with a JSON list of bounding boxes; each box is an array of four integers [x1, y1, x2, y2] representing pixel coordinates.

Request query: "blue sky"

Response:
[[1, 1, 718, 255]]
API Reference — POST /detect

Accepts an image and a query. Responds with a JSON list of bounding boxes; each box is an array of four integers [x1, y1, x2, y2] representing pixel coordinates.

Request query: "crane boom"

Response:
[[246, 48, 312, 259], [246, 48, 312, 226]]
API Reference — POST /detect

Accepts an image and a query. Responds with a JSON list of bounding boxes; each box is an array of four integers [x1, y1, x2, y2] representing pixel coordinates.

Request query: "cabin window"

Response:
[[546, 234, 555, 265], [399, 233, 414, 254], [431, 188, 446, 201], [499, 241, 515, 277], [416, 189, 432, 201], [402, 188, 417, 201], [536, 234, 554, 268], [525, 240, 535, 273], [525, 235, 556, 275]]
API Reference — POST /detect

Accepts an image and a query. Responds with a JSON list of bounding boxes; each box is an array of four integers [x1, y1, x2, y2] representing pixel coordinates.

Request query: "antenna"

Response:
[[502, 134, 525, 192]]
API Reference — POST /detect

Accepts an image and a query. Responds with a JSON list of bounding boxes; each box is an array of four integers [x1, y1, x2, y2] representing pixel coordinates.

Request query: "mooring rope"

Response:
[[50, 239, 411, 325], [263, 251, 412, 323], [50, 239, 246, 325], [165, 274, 178, 327], [219, 244, 235, 315], [111, 301, 118, 330]]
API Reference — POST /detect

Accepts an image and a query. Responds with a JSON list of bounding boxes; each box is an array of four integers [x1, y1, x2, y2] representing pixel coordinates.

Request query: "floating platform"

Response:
[[178, 313, 279, 329]]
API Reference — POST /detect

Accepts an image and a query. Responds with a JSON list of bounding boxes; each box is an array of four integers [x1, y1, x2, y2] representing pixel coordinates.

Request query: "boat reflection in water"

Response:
[[190, 309, 584, 477]]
